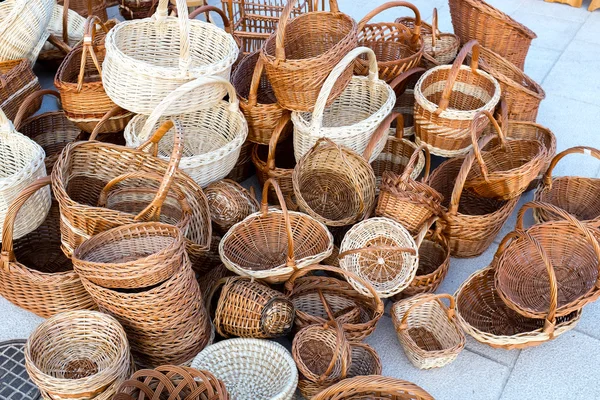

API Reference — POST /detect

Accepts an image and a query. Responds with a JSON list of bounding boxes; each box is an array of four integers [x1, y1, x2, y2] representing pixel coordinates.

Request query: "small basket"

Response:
[[311, 376, 434, 400], [339, 217, 419, 298], [355, 1, 424, 83], [192, 338, 298, 400], [220, 179, 333, 284], [534, 146, 600, 225], [495, 202, 600, 319], [25, 310, 131, 400], [58, 0, 108, 19], [376, 144, 444, 235], [292, 138, 376, 227], [113, 366, 229, 400], [420, 9, 459, 69], [260, 0, 358, 112], [119, 0, 157, 20], [205, 179, 259, 234], [0, 59, 42, 122], [414, 40, 501, 157], [210, 276, 295, 338], [392, 293, 465, 369], [39, 1, 86, 64]]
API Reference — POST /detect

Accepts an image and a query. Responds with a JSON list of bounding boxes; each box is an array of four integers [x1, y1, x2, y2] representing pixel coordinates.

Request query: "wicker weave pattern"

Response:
[[205, 179, 259, 234], [58, 0, 108, 19], [420, 9, 459, 69], [311, 375, 435, 400], [0, 59, 41, 122], [40, 1, 86, 62], [119, 0, 157, 20]]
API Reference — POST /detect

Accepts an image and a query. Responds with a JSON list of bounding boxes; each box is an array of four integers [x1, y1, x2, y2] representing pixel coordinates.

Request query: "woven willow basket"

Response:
[[0, 58, 42, 122], [119, 0, 157, 20], [192, 338, 298, 400], [125, 77, 248, 188], [205, 179, 259, 234], [419, 8, 459, 69], [58, 0, 108, 20], [311, 376, 434, 400], [39, 0, 86, 63], [292, 47, 395, 163], [103, 0, 239, 115]]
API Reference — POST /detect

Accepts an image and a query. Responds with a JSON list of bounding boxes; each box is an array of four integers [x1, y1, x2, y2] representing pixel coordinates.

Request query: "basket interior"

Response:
[[537, 177, 600, 221], [348, 345, 379, 376], [298, 170, 363, 221], [232, 52, 277, 104], [399, 301, 462, 352], [484, 123, 553, 152], [296, 326, 345, 379], [416, 239, 447, 276], [58, 45, 104, 85], [106, 189, 186, 226], [254, 129, 296, 170], [358, 23, 419, 63], [292, 292, 362, 324], [467, 140, 541, 179]]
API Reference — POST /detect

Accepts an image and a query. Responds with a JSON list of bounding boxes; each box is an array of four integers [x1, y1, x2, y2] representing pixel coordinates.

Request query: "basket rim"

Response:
[[0, 131, 46, 189], [456, 0, 537, 39]]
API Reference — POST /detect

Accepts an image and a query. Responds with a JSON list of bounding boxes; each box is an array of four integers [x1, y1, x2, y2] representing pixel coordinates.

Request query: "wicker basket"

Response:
[[376, 144, 444, 235], [103, 0, 239, 115], [414, 40, 501, 157], [58, 0, 108, 19], [355, 1, 424, 83], [124, 77, 248, 188], [292, 138, 376, 227], [0, 59, 42, 122], [390, 67, 425, 138], [292, 47, 395, 162], [449, 0, 536, 69], [311, 376, 434, 400], [534, 146, 600, 225], [0, 177, 96, 318], [210, 276, 295, 338], [495, 202, 600, 319], [392, 293, 465, 369], [260, 0, 358, 112], [113, 366, 229, 400], [464, 110, 545, 200], [55, 16, 133, 135], [220, 178, 333, 283], [205, 179, 259, 234], [456, 265, 581, 349], [25, 310, 131, 400], [285, 264, 384, 342], [227, 140, 256, 183], [192, 338, 298, 400], [0, 0, 53, 63], [420, 8, 459, 69], [39, 1, 86, 63], [339, 217, 419, 298], [119, 0, 157, 20]]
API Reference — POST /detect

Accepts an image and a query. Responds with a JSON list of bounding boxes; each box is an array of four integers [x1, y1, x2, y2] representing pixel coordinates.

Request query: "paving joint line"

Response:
[[497, 350, 521, 400]]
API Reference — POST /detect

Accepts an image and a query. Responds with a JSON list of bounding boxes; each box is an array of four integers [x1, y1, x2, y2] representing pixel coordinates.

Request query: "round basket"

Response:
[[292, 47, 395, 162], [414, 40, 501, 157], [205, 179, 259, 234], [192, 338, 298, 400], [392, 293, 465, 369], [219, 179, 333, 284], [0, 58, 42, 122], [103, 0, 239, 115], [25, 310, 131, 400], [124, 77, 248, 188], [260, 0, 358, 112], [292, 138, 376, 227], [420, 8, 459, 69], [534, 146, 600, 225], [339, 217, 419, 298], [311, 375, 434, 400], [355, 1, 424, 83], [495, 202, 600, 319]]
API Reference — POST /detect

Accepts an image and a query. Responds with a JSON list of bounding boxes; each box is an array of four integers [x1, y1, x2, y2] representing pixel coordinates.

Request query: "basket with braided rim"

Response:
[[419, 8, 459, 69], [311, 375, 435, 400], [0, 59, 42, 122], [205, 179, 259, 234]]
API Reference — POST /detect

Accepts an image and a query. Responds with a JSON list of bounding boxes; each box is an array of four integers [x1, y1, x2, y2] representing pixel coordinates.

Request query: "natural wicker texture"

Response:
[[211, 276, 295, 338], [420, 8, 459, 69], [103, 0, 239, 115], [192, 338, 298, 400], [293, 138, 376, 227], [534, 146, 600, 225], [0, 177, 95, 318], [25, 310, 131, 400], [495, 202, 600, 319], [0, 0, 53, 63], [449, 0, 536, 69], [292, 47, 395, 162], [455, 265, 581, 349], [0, 59, 41, 122], [285, 264, 384, 341], [414, 40, 501, 157], [39, 1, 86, 63], [206, 179, 259, 234], [13, 89, 83, 173], [260, 0, 358, 112], [376, 144, 443, 235], [390, 67, 424, 138], [113, 366, 230, 400], [311, 375, 435, 400], [220, 179, 333, 283], [464, 110, 545, 200], [355, 1, 424, 83], [227, 140, 256, 183], [124, 76, 248, 188], [427, 135, 519, 258], [339, 217, 419, 298], [392, 293, 465, 369], [119, 0, 157, 20], [58, 0, 108, 19]]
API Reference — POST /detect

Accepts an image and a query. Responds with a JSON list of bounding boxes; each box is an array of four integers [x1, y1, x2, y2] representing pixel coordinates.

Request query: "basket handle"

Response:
[[469, 110, 507, 182], [139, 76, 238, 139], [338, 245, 417, 260], [357, 1, 421, 44], [362, 111, 401, 162], [541, 146, 600, 189], [76, 16, 111, 92], [266, 113, 291, 171], [430, 8, 438, 48], [13, 89, 62, 130], [400, 143, 431, 182], [310, 47, 377, 133], [189, 5, 232, 34], [154, 0, 192, 73], [319, 320, 349, 382], [247, 54, 266, 107], [435, 39, 480, 115], [496, 97, 509, 133], [1, 177, 51, 268], [89, 105, 128, 141], [388, 66, 426, 97], [414, 215, 440, 248], [261, 178, 297, 268], [397, 293, 457, 330]]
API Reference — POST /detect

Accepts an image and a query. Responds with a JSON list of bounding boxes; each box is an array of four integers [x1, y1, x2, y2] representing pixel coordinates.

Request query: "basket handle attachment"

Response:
[[13, 89, 62, 130], [541, 146, 600, 190], [397, 293, 457, 330], [469, 110, 507, 182], [400, 143, 431, 182], [430, 8, 438, 49], [435, 39, 480, 115], [88, 105, 129, 141], [265, 113, 291, 172], [154, 0, 192, 73], [76, 16, 111, 92], [414, 215, 441, 248], [247, 54, 267, 107], [1, 177, 52, 269], [261, 178, 297, 269], [357, 1, 421, 45]]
